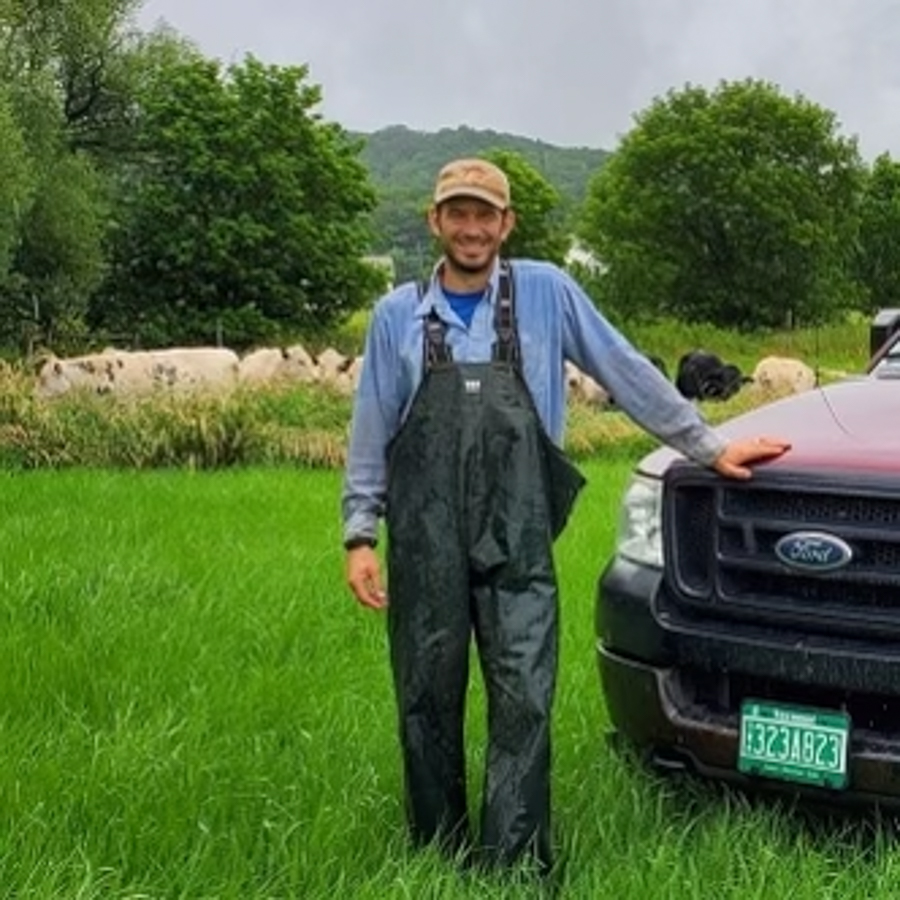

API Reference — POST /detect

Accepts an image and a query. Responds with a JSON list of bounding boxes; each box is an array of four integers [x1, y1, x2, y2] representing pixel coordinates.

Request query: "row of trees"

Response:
[[3, 2, 900, 351], [0, 0, 384, 354], [374, 81, 900, 334]]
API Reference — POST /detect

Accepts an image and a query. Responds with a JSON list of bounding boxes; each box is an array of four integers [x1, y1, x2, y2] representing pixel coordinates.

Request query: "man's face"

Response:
[[428, 198, 515, 275]]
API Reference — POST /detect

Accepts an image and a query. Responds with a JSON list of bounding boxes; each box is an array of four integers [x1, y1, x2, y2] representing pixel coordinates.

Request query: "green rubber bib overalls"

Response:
[[385, 263, 585, 869]]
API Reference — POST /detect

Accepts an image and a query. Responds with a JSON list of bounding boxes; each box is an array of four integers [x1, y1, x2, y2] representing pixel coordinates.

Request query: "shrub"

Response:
[[0, 373, 353, 469]]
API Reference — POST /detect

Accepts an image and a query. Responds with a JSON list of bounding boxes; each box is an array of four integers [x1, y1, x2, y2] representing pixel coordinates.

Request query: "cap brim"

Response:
[[433, 187, 507, 210]]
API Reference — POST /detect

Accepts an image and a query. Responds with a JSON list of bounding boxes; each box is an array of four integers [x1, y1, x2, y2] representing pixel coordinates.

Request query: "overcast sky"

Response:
[[135, 0, 900, 159]]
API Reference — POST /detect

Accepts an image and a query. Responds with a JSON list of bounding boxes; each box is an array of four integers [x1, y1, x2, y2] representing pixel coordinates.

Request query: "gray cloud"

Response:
[[136, 0, 900, 158]]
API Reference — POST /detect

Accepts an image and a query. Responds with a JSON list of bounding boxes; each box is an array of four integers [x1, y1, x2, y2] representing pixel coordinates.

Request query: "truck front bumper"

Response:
[[598, 556, 900, 808], [600, 646, 900, 807]]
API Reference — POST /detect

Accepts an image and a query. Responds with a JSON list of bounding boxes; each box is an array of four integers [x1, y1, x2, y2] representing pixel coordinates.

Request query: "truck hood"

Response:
[[638, 377, 900, 478]]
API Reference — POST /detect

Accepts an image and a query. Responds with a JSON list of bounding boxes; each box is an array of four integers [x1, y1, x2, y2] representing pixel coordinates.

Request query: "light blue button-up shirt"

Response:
[[342, 258, 727, 543]]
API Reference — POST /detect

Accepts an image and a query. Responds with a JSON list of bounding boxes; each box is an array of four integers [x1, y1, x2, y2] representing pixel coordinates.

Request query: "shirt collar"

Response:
[[413, 257, 501, 319]]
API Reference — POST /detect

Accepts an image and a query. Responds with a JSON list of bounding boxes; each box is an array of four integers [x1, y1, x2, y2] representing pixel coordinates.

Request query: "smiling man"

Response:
[[341, 157, 789, 875]]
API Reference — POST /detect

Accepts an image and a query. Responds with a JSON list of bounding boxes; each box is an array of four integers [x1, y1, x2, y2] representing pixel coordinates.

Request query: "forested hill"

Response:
[[355, 124, 611, 205]]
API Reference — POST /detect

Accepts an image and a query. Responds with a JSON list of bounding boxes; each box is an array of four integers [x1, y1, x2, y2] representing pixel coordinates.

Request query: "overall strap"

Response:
[[419, 278, 453, 369], [492, 260, 521, 367], [419, 264, 520, 370]]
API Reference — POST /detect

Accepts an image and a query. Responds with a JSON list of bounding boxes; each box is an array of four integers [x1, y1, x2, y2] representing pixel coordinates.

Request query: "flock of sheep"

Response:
[[565, 351, 819, 409], [34, 345, 363, 398], [33, 344, 819, 406]]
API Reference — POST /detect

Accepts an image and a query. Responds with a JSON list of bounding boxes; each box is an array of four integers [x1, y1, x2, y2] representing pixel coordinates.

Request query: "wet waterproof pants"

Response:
[[385, 359, 583, 869]]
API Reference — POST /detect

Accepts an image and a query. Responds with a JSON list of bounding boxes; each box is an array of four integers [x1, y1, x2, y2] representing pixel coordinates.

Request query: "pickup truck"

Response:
[[596, 309, 900, 806]]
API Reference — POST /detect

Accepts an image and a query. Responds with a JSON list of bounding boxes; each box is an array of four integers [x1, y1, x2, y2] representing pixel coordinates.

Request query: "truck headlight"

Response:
[[616, 473, 664, 569]]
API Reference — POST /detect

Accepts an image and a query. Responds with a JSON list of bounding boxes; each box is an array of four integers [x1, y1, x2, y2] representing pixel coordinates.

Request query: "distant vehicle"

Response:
[[596, 309, 900, 807]]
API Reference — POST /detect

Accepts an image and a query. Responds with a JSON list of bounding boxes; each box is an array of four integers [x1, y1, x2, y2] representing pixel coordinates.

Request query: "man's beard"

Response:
[[444, 246, 494, 276]]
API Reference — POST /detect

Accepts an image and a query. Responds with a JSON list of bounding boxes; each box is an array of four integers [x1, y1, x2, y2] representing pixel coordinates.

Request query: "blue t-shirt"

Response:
[[442, 287, 484, 329]]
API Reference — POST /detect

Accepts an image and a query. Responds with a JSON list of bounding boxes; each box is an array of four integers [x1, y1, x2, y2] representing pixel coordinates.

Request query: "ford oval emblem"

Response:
[[774, 531, 854, 573]]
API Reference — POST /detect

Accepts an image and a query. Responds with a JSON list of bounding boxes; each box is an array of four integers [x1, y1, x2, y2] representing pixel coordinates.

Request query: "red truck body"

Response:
[[597, 319, 900, 806]]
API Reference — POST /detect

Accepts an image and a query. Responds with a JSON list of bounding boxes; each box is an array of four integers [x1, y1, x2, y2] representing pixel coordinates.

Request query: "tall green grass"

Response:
[[0, 464, 898, 898], [0, 376, 355, 469]]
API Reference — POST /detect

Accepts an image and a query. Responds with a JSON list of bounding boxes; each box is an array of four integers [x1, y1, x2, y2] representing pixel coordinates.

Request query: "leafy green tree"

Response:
[[0, 86, 34, 285], [93, 55, 384, 348], [0, 0, 161, 351], [581, 79, 865, 330], [0, 0, 143, 155], [0, 81, 111, 350], [367, 185, 431, 283], [856, 153, 900, 315], [5, 152, 109, 351], [482, 149, 569, 265]]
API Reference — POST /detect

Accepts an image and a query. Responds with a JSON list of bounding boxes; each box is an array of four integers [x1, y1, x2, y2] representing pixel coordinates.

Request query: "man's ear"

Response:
[[501, 208, 517, 241]]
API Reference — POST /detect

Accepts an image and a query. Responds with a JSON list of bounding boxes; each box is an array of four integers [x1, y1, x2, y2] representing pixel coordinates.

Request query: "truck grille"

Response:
[[664, 468, 900, 638]]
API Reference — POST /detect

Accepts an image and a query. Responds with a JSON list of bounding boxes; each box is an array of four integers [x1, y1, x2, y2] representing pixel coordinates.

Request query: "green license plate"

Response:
[[738, 699, 850, 790]]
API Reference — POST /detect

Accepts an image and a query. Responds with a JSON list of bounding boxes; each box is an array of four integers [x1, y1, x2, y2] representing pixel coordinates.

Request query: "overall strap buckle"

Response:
[[420, 280, 453, 368]]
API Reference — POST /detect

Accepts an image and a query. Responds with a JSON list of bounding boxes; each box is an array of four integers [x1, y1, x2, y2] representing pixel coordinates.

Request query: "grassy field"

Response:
[[1, 462, 899, 898]]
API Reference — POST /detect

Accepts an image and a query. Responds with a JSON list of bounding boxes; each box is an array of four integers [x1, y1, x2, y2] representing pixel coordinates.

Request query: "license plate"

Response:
[[738, 699, 850, 790]]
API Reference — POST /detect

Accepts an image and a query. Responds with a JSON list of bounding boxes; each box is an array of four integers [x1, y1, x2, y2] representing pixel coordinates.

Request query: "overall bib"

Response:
[[384, 263, 585, 868]]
